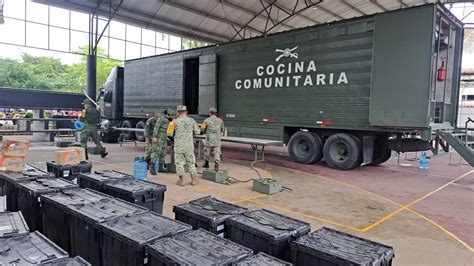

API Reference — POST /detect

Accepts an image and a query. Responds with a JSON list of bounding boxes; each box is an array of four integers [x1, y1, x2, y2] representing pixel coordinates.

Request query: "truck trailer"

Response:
[[99, 4, 468, 170]]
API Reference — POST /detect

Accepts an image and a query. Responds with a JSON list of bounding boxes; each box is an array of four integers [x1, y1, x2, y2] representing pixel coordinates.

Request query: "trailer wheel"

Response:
[[121, 120, 134, 140], [323, 133, 362, 170], [288, 131, 323, 164], [135, 121, 146, 142], [369, 142, 392, 166]]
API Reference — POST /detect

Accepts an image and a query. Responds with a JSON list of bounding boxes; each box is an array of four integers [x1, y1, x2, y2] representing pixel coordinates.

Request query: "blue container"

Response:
[[419, 152, 430, 170], [134, 157, 148, 180], [74, 120, 84, 130]]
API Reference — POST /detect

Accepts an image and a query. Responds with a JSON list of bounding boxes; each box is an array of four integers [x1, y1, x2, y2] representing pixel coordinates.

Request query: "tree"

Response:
[[182, 38, 207, 50], [0, 45, 122, 93], [67, 46, 122, 92], [0, 54, 68, 91]]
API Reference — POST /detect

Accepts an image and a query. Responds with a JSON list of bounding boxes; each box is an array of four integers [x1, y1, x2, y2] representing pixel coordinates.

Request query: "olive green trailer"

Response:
[[101, 4, 465, 170]]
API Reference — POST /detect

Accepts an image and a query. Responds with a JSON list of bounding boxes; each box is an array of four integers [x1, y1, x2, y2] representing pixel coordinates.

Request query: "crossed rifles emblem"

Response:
[[275, 46, 298, 62]]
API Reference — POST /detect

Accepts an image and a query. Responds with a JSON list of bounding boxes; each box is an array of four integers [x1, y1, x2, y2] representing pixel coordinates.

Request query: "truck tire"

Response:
[[121, 120, 134, 140], [135, 121, 145, 142], [323, 133, 362, 170], [288, 131, 323, 164], [369, 143, 392, 166]]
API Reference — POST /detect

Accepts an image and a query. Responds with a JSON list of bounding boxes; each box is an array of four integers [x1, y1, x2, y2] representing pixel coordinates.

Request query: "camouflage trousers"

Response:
[[80, 127, 103, 151], [174, 151, 197, 176], [203, 145, 221, 164], [144, 139, 152, 161], [151, 139, 167, 164]]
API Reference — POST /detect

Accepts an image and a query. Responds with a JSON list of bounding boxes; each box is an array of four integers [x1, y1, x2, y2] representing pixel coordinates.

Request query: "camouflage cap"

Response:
[[82, 99, 93, 105], [208, 107, 217, 113], [177, 105, 187, 112], [167, 108, 176, 116]]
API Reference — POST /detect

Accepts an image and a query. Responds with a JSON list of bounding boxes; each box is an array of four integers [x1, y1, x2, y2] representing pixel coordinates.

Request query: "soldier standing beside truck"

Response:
[[151, 109, 175, 175], [144, 112, 159, 172], [167, 105, 200, 186], [79, 99, 108, 158], [201, 108, 224, 171]]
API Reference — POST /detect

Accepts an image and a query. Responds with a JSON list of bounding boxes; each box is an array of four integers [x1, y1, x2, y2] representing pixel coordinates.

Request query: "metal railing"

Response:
[[465, 117, 473, 148]]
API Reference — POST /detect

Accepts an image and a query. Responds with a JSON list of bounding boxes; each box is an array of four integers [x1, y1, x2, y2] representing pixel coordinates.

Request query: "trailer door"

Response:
[[198, 54, 217, 115]]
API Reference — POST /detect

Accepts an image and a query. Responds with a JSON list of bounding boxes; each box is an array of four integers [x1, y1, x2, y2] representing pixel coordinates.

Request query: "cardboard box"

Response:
[[55, 149, 81, 166], [2, 139, 30, 157], [71, 147, 87, 162], [0, 156, 25, 172]]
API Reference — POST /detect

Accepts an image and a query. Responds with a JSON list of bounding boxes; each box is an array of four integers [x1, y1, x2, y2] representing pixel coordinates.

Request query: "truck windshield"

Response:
[[104, 91, 112, 103]]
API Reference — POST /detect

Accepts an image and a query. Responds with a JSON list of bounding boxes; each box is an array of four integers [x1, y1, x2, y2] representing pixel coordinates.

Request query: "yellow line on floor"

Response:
[[361, 170, 473, 232], [272, 167, 474, 252], [247, 199, 363, 232], [404, 208, 474, 252], [231, 194, 268, 204]]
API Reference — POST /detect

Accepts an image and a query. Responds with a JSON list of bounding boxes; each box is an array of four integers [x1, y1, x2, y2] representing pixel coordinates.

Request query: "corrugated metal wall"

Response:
[[217, 17, 375, 139], [124, 55, 185, 117]]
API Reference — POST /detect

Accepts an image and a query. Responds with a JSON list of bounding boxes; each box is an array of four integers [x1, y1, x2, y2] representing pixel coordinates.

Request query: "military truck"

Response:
[[99, 4, 466, 170]]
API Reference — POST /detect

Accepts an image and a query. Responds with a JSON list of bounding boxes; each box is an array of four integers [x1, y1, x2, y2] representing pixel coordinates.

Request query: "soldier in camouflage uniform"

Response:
[[167, 105, 200, 186], [79, 99, 107, 158], [201, 107, 224, 171], [151, 109, 175, 175], [144, 112, 160, 173]]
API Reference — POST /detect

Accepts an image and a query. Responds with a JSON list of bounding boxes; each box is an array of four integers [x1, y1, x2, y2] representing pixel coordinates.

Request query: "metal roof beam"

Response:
[[33, 0, 227, 43], [265, 1, 321, 25], [221, 0, 294, 31], [263, 0, 323, 34], [398, 0, 408, 8], [230, 0, 322, 40], [370, 0, 388, 12], [99, 4, 230, 42], [163, 1, 263, 36], [339, 0, 367, 16], [312, 2, 345, 20]]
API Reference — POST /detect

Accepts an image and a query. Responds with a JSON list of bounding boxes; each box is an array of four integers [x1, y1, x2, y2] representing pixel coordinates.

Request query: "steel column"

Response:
[[86, 55, 97, 100]]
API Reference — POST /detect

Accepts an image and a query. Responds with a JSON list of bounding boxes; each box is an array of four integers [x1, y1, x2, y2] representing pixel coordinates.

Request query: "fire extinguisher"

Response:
[[437, 57, 446, 81]]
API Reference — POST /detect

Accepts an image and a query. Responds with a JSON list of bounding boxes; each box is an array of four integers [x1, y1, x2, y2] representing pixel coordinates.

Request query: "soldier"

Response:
[[144, 112, 160, 173], [151, 109, 175, 175], [167, 105, 200, 186], [201, 107, 224, 171], [79, 99, 107, 158]]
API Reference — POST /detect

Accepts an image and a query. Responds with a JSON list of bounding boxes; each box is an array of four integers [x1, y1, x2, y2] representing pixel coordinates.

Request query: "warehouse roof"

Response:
[[34, 0, 456, 43]]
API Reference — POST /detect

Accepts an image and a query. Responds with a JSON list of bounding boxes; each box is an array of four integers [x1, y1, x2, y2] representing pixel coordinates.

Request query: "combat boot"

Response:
[[100, 150, 108, 158], [176, 176, 185, 186], [190, 174, 198, 186], [158, 162, 168, 173], [203, 161, 209, 168], [214, 162, 219, 172], [146, 159, 152, 170], [150, 161, 158, 175]]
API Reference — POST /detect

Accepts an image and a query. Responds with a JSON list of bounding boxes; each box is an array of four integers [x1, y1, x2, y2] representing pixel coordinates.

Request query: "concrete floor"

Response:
[[22, 140, 473, 265]]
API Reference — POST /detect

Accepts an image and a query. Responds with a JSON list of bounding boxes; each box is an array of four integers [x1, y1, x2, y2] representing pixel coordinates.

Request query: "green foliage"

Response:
[[0, 45, 122, 93], [182, 38, 207, 50]]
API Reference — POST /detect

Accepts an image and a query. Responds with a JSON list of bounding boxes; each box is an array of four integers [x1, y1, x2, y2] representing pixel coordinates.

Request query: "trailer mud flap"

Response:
[[362, 136, 374, 165]]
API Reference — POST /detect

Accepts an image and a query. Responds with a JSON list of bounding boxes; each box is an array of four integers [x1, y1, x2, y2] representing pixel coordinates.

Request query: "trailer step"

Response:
[[438, 132, 474, 166]]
